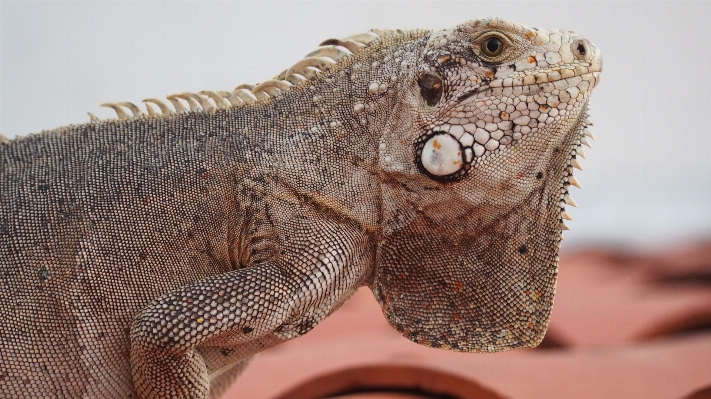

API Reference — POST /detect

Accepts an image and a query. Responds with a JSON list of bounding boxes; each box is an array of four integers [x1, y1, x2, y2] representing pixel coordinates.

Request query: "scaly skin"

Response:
[[0, 18, 601, 399]]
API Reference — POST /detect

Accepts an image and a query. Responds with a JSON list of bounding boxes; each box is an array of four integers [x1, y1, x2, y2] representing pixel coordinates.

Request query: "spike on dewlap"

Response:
[[580, 136, 592, 148], [564, 195, 578, 207]]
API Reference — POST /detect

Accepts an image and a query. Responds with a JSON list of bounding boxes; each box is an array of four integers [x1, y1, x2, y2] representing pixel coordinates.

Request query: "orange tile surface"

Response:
[[222, 244, 711, 399]]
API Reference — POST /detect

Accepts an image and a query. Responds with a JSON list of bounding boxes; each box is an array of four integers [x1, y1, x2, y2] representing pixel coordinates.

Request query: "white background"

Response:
[[1, 1, 709, 250]]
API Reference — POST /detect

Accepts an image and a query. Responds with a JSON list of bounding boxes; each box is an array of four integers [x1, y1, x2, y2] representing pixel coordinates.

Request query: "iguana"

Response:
[[0, 18, 602, 399]]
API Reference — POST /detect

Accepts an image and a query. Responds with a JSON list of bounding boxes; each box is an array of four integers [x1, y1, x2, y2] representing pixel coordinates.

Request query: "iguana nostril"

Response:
[[572, 39, 589, 59]]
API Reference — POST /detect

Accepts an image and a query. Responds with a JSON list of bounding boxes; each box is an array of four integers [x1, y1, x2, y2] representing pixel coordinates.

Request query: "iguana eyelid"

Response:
[[470, 30, 517, 63]]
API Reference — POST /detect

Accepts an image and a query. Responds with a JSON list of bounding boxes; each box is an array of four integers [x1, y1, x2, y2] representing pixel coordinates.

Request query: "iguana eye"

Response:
[[481, 36, 505, 57], [416, 133, 466, 179], [418, 73, 443, 106]]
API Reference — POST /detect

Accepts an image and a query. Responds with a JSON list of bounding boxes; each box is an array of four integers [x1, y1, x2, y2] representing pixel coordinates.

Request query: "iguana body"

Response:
[[0, 18, 602, 398]]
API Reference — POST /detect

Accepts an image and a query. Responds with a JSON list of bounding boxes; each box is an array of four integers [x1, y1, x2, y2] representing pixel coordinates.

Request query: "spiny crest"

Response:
[[92, 29, 403, 123]]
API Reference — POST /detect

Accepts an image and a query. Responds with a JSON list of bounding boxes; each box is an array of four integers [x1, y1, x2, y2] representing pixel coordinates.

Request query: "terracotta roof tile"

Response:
[[222, 243, 711, 399]]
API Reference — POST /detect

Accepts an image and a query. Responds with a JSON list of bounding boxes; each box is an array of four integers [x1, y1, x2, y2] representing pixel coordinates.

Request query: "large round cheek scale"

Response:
[[420, 133, 464, 176]]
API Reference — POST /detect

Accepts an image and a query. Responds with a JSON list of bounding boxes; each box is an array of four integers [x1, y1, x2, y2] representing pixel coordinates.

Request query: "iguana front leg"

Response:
[[129, 216, 374, 399]]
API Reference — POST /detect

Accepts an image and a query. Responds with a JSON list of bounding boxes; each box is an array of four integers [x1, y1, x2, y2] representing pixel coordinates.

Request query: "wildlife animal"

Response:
[[0, 17, 602, 399]]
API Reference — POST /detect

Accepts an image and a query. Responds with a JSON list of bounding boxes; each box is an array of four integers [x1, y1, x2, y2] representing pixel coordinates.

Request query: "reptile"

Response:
[[0, 17, 602, 399]]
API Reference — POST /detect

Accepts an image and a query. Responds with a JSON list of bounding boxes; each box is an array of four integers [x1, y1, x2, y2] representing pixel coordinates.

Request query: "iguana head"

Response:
[[371, 18, 602, 351]]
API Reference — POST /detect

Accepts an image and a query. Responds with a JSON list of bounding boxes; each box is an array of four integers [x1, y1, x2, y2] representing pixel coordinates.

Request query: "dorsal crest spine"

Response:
[[91, 28, 419, 124]]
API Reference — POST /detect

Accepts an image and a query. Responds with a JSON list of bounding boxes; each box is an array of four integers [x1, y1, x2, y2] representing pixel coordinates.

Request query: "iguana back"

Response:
[[0, 19, 601, 399]]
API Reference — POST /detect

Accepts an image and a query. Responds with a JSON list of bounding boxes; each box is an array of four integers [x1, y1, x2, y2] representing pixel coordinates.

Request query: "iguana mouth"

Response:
[[457, 71, 602, 103], [486, 70, 602, 90]]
